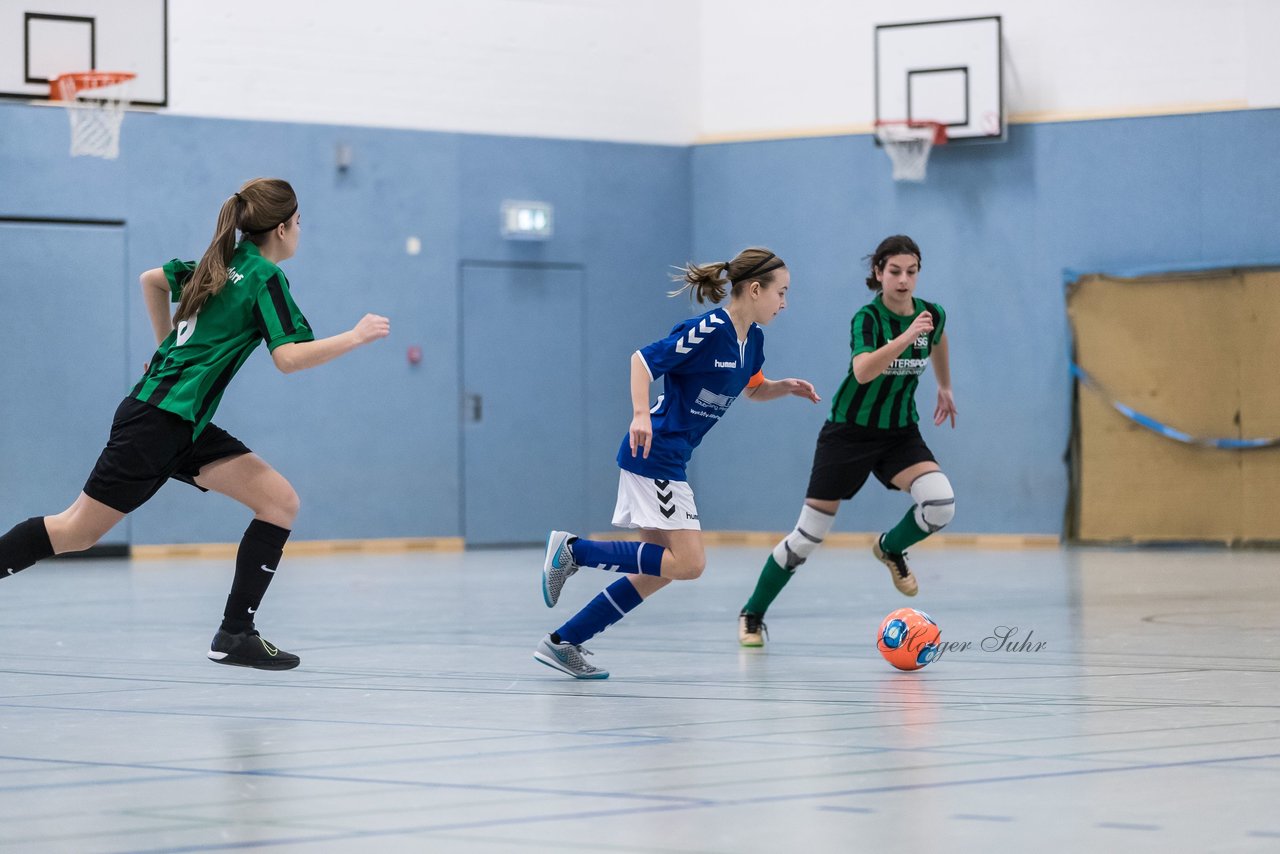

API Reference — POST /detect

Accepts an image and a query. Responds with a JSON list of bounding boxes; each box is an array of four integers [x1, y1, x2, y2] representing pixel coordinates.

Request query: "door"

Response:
[[461, 263, 587, 546], [0, 220, 130, 545]]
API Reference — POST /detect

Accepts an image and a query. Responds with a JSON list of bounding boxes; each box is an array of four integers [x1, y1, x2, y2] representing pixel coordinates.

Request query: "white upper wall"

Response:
[[164, 0, 1280, 144], [168, 0, 699, 145], [699, 0, 1280, 140]]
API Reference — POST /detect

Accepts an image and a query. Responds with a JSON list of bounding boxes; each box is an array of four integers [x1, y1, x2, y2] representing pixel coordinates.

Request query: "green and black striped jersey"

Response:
[[828, 294, 946, 429], [130, 241, 314, 436]]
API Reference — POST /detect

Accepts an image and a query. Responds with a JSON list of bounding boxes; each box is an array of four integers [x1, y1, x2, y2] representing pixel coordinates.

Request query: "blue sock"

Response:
[[570, 538, 663, 576], [554, 577, 645, 645]]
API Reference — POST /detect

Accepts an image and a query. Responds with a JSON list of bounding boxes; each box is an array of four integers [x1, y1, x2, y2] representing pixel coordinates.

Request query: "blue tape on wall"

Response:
[[1064, 262, 1280, 451], [1069, 362, 1279, 449]]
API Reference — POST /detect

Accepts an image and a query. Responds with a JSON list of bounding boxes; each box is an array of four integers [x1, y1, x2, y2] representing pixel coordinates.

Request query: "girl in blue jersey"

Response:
[[535, 247, 820, 679]]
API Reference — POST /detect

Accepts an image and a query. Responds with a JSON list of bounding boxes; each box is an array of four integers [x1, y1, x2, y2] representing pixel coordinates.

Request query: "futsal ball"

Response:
[[877, 607, 941, 671]]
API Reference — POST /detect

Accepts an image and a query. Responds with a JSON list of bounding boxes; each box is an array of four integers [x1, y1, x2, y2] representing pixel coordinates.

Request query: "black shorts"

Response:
[[82, 398, 252, 514], [804, 420, 937, 501]]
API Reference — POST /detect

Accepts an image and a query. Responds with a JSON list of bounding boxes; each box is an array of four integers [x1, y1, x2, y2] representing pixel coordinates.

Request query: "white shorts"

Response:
[[612, 469, 701, 531]]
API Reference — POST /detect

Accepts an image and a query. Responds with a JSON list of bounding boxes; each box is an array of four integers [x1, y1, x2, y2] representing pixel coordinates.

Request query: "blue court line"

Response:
[[0, 753, 714, 805], [719, 750, 1280, 803], [816, 805, 875, 814], [1096, 822, 1161, 831], [106, 801, 715, 854], [247, 735, 676, 775], [0, 772, 207, 794], [97, 751, 1280, 853], [952, 814, 1016, 822]]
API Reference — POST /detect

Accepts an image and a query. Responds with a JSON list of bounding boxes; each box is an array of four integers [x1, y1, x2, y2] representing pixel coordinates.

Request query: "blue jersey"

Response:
[[617, 306, 765, 480]]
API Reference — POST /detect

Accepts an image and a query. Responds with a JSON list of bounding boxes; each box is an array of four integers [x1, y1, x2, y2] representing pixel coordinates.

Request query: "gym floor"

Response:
[[1, 544, 1276, 852]]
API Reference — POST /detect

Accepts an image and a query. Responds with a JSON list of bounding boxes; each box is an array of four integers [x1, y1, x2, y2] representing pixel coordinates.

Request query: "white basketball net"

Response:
[[56, 75, 133, 160], [876, 123, 940, 183]]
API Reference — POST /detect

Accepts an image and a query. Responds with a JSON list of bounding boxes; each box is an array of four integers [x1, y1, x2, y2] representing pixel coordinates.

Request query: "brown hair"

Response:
[[174, 178, 298, 322], [669, 246, 786, 304], [864, 234, 921, 291]]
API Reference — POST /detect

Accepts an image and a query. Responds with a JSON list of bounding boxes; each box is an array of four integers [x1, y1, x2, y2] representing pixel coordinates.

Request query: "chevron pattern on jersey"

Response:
[[674, 314, 725, 354]]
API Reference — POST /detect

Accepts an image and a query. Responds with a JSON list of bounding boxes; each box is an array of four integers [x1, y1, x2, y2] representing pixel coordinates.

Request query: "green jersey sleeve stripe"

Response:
[[853, 311, 878, 355], [265, 274, 297, 336]]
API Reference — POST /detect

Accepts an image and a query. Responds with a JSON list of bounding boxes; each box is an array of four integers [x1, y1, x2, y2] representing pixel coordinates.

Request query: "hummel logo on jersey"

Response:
[[674, 314, 725, 354], [714, 359, 738, 368], [695, 388, 735, 410]]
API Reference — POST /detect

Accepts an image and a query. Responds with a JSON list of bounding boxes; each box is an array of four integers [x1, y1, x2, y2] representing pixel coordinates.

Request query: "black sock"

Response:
[[0, 517, 55, 578], [550, 632, 562, 644], [221, 519, 291, 633]]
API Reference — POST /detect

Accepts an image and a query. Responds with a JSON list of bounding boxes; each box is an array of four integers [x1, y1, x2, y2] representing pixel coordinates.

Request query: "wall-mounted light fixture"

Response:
[[500, 200, 553, 240]]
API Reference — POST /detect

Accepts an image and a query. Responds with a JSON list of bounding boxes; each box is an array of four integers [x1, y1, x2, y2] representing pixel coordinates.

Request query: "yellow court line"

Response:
[[589, 531, 1060, 549], [128, 532, 1055, 558], [131, 537, 465, 560]]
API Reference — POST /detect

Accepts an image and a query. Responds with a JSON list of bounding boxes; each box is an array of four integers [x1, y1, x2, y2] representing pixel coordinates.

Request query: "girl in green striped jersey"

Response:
[[0, 178, 390, 670], [738, 235, 957, 647]]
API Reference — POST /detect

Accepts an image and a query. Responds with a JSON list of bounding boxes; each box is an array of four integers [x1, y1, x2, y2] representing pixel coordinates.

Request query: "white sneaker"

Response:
[[541, 530, 579, 607], [533, 634, 609, 679], [738, 611, 768, 647]]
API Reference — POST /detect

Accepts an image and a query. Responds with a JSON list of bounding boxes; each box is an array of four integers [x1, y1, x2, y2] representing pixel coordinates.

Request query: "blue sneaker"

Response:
[[542, 530, 579, 607], [533, 634, 608, 679]]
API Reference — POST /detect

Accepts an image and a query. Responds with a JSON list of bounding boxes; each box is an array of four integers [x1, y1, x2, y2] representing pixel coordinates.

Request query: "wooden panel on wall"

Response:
[[1239, 270, 1280, 540], [1069, 269, 1280, 543]]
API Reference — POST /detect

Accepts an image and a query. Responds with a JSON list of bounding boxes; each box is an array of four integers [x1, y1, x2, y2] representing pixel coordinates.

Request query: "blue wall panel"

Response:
[[690, 109, 1280, 535], [1, 101, 1276, 541], [0, 103, 686, 544]]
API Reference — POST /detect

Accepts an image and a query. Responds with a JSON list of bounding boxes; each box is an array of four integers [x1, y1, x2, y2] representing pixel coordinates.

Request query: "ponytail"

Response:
[[669, 247, 785, 304], [669, 260, 731, 304], [173, 178, 298, 323], [175, 196, 240, 323]]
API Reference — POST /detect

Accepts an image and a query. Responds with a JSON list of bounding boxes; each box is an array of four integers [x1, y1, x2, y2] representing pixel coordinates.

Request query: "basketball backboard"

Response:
[[875, 15, 1003, 143], [0, 0, 166, 106]]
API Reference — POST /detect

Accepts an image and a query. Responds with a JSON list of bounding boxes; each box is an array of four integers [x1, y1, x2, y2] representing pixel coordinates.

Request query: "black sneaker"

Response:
[[208, 629, 300, 671]]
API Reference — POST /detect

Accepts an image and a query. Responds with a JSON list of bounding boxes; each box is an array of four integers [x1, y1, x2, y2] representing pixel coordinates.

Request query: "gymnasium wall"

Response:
[[686, 108, 1280, 536], [2, 2, 1279, 544], [0, 102, 690, 545]]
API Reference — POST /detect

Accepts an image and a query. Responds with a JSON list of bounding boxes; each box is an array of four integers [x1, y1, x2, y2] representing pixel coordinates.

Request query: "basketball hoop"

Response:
[[874, 120, 947, 183], [50, 71, 136, 160]]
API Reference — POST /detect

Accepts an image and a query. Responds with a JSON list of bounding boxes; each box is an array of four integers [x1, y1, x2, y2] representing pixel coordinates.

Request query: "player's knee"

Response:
[[669, 553, 705, 580], [47, 516, 102, 554], [772, 504, 836, 569], [910, 471, 955, 533], [266, 480, 300, 527]]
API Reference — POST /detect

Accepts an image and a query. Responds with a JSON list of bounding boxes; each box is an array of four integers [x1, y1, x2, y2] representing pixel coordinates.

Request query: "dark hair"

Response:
[[669, 246, 787, 304], [864, 234, 921, 291], [175, 178, 298, 322]]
